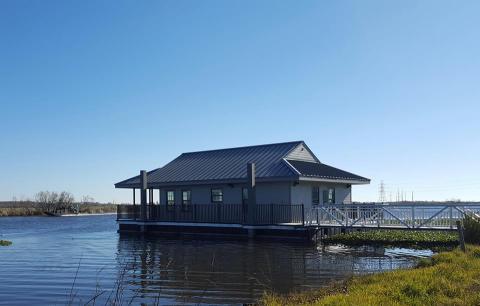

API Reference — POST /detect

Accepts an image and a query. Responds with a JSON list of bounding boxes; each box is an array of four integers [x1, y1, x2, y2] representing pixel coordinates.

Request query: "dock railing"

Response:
[[307, 203, 480, 230], [117, 203, 305, 226]]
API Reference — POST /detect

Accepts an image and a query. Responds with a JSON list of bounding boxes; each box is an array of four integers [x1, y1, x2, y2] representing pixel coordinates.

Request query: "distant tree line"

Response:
[[35, 191, 77, 214], [33, 192, 100, 214]]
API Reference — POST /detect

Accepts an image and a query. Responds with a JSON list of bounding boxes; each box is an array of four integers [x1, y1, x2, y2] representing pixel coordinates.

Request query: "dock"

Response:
[[117, 202, 480, 241]]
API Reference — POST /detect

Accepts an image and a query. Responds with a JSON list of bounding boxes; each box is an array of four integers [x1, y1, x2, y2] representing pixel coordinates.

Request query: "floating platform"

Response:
[[118, 220, 318, 242]]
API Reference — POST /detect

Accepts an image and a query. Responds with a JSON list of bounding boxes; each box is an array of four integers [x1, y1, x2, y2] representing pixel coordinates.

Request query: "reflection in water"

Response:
[[0, 216, 433, 306], [115, 235, 431, 305]]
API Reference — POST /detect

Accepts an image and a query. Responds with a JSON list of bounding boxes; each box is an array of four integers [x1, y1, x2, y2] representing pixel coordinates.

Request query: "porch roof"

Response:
[[286, 159, 370, 183]]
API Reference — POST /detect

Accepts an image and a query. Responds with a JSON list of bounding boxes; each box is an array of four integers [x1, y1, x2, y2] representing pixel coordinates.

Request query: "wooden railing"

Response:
[[117, 203, 305, 225]]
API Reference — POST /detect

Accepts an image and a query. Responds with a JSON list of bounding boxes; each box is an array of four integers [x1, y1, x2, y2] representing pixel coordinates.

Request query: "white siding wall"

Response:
[[157, 181, 351, 207], [256, 182, 291, 204], [290, 182, 352, 210], [335, 186, 352, 204], [285, 144, 317, 162], [290, 183, 311, 207]]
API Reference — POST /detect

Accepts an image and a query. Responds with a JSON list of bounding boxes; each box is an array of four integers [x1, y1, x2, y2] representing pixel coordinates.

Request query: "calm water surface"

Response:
[[0, 215, 433, 305]]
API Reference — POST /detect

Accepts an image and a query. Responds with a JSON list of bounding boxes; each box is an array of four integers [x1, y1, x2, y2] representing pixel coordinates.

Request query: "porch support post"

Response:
[[133, 188, 136, 205], [246, 163, 256, 226], [140, 170, 147, 221]]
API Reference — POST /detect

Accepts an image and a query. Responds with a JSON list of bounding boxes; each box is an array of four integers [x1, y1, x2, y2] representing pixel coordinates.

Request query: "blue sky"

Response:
[[1, 0, 479, 203]]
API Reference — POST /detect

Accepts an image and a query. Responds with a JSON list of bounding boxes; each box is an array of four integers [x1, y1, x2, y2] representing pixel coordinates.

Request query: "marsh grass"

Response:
[[78, 204, 117, 215], [323, 230, 458, 247], [0, 204, 117, 217], [0, 207, 44, 217], [262, 245, 480, 306]]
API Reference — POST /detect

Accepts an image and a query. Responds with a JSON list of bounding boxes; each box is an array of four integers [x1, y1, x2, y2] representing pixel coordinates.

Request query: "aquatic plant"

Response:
[[0, 240, 12, 246], [323, 230, 458, 247]]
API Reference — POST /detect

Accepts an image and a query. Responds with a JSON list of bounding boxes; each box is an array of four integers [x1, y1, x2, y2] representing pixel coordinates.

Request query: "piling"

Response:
[[456, 220, 466, 252]]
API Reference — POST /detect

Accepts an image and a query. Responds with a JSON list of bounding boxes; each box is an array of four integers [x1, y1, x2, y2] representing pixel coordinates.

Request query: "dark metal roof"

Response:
[[115, 141, 371, 188], [286, 159, 370, 182], [115, 141, 303, 188]]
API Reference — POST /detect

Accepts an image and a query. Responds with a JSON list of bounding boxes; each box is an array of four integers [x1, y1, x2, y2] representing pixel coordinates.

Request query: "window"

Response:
[[242, 187, 248, 205], [182, 190, 191, 209], [312, 186, 319, 205], [166, 190, 175, 207], [323, 188, 335, 204], [211, 188, 223, 204]]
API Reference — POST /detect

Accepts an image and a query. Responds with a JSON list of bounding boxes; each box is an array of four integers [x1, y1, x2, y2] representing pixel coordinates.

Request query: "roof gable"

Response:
[[285, 142, 319, 163]]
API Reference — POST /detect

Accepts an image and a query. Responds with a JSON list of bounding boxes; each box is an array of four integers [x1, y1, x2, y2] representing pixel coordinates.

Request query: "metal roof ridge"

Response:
[[180, 140, 304, 155]]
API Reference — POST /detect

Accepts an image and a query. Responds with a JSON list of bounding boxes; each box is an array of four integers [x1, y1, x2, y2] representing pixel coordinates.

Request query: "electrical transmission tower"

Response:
[[378, 180, 386, 203]]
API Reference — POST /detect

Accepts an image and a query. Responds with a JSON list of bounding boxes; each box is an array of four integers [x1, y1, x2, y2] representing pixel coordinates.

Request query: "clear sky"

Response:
[[1, 0, 479, 203]]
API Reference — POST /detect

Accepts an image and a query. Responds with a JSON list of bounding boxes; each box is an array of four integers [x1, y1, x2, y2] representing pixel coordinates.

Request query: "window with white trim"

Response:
[[211, 188, 223, 204]]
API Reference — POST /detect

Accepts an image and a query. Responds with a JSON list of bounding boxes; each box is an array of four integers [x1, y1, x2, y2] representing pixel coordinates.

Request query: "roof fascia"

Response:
[[298, 176, 370, 185], [115, 176, 298, 189], [113, 167, 162, 187]]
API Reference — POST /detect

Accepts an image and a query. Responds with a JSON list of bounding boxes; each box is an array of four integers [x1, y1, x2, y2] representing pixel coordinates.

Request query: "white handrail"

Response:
[[308, 203, 480, 229]]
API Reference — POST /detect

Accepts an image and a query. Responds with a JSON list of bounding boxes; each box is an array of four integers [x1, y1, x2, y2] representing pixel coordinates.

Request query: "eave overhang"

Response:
[[298, 176, 370, 185], [114, 176, 298, 189]]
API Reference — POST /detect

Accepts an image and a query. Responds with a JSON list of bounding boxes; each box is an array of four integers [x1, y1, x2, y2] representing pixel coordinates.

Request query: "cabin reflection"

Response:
[[115, 235, 403, 305]]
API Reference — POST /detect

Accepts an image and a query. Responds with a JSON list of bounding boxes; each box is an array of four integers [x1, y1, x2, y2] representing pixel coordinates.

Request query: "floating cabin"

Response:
[[115, 141, 370, 241]]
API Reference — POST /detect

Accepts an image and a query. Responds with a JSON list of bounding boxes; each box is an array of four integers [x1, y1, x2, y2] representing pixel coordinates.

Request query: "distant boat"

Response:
[[44, 208, 79, 217]]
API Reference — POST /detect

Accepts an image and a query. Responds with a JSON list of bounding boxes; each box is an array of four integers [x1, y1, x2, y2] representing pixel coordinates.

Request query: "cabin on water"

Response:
[[115, 141, 370, 240]]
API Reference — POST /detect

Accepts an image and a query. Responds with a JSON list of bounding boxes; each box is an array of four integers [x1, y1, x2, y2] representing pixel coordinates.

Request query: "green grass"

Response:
[[262, 245, 480, 306], [0, 240, 12, 246], [323, 230, 458, 247]]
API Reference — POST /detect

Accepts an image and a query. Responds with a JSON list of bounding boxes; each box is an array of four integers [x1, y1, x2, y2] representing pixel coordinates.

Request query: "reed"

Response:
[[77, 204, 117, 214], [0, 207, 43, 217]]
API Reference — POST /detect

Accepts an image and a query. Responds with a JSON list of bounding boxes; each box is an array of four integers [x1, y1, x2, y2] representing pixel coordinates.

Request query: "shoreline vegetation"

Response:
[[0, 201, 117, 217], [262, 245, 480, 306], [264, 219, 480, 305], [0, 191, 120, 217]]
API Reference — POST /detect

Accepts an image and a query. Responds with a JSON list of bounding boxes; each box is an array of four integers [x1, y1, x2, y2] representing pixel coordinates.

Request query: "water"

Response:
[[0, 215, 433, 305]]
